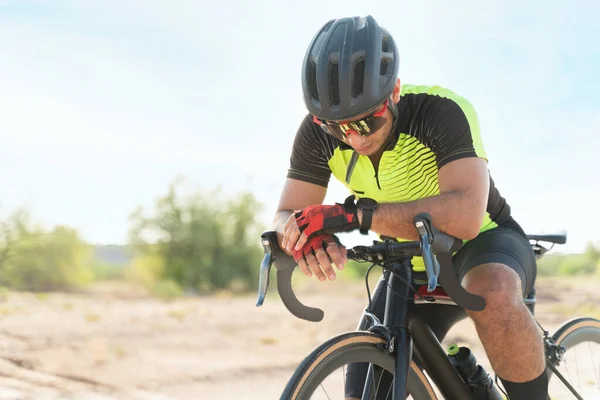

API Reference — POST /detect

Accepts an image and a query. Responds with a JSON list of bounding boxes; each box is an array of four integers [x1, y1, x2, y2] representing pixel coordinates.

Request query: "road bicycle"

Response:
[[256, 213, 600, 399]]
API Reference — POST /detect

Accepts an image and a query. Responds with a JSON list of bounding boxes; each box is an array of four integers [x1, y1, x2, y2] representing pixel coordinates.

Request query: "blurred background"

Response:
[[0, 0, 598, 399]]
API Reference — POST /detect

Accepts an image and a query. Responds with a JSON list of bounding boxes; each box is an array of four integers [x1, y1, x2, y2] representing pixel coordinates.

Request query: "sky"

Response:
[[0, 0, 598, 253]]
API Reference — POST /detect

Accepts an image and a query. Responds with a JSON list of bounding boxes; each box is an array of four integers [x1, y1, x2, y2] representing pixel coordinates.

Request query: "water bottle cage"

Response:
[[463, 371, 493, 391]]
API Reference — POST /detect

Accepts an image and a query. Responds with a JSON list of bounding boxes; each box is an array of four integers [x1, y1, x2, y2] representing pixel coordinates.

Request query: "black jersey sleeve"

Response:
[[286, 115, 337, 187], [414, 94, 488, 169]]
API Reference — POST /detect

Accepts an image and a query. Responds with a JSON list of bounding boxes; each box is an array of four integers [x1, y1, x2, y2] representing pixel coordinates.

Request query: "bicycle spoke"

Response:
[[361, 364, 374, 400], [565, 359, 575, 394], [591, 342, 599, 396], [373, 363, 380, 399], [385, 377, 393, 399], [547, 338, 600, 400], [318, 382, 331, 400], [575, 345, 580, 391], [548, 361, 585, 400]]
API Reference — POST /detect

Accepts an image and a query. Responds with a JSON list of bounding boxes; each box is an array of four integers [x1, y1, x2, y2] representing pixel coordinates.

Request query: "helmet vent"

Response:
[[308, 60, 319, 102], [328, 60, 340, 106], [380, 58, 389, 76], [382, 35, 391, 53], [352, 58, 365, 98]]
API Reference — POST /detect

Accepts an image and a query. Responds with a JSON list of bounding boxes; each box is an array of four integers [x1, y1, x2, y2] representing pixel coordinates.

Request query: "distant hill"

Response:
[[93, 244, 132, 267]]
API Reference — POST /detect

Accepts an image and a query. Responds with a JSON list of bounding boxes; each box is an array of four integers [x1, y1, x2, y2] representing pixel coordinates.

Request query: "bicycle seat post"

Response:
[[383, 256, 414, 399]]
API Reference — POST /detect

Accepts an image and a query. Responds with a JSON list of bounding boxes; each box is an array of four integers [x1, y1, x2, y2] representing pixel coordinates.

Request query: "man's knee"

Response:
[[462, 263, 525, 317]]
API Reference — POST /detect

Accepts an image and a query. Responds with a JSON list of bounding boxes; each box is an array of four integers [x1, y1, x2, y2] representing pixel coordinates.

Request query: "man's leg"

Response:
[[463, 263, 547, 399], [454, 227, 548, 400]]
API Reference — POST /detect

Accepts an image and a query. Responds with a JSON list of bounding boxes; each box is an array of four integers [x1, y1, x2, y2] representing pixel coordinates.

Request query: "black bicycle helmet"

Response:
[[301, 15, 400, 121]]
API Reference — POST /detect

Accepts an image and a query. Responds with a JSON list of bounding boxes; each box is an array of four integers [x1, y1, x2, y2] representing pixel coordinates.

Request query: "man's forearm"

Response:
[[274, 210, 293, 230], [274, 210, 293, 250], [359, 191, 484, 241]]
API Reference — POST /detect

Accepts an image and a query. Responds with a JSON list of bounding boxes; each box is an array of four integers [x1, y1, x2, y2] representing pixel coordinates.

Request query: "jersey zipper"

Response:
[[374, 169, 381, 190], [345, 151, 359, 185], [368, 157, 382, 190], [346, 150, 382, 191]]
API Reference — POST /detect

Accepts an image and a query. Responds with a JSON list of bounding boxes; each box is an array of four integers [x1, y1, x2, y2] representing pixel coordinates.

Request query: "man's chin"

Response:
[[352, 144, 369, 153], [353, 144, 378, 156]]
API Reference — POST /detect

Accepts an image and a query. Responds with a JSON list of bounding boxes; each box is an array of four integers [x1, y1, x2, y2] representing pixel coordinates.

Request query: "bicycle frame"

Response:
[[357, 257, 476, 400], [255, 223, 575, 399]]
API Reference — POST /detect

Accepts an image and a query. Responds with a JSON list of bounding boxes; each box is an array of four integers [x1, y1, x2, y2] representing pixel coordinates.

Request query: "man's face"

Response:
[[313, 79, 401, 157], [335, 103, 395, 156]]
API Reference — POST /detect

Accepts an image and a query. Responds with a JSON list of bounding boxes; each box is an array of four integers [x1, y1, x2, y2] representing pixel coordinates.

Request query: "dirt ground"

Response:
[[0, 275, 598, 400]]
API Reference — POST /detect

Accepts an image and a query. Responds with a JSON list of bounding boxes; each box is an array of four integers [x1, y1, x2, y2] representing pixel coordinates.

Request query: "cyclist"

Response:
[[274, 15, 547, 400]]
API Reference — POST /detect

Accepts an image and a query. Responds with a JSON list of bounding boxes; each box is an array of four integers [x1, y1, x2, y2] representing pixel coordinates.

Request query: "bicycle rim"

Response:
[[548, 317, 600, 399], [280, 331, 437, 400]]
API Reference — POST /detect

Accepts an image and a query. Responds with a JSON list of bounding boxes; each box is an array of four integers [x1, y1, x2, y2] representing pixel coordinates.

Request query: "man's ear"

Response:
[[391, 78, 401, 103]]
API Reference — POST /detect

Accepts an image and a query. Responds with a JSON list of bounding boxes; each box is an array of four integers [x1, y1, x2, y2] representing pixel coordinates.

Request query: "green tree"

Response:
[[128, 178, 265, 294], [0, 209, 93, 291], [584, 241, 600, 264], [584, 241, 600, 277]]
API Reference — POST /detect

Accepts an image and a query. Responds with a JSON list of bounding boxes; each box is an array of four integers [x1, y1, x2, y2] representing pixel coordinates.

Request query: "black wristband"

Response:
[[356, 198, 378, 235]]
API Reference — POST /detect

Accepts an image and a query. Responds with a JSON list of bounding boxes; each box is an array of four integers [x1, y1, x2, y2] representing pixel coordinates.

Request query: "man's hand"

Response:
[[292, 233, 347, 281], [281, 213, 347, 281], [291, 196, 359, 250]]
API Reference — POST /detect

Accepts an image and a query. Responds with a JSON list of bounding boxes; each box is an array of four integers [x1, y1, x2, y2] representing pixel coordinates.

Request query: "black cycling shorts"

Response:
[[450, 226, 537, 296], [411, 225, 537, 339]]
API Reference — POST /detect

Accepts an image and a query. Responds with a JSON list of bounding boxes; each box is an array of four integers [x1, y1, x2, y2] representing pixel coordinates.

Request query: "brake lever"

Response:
[[255, 230, 324, 322], [413, 213, 486, 311], [255, 234, 275, 307], [415, 219, 438, 292]]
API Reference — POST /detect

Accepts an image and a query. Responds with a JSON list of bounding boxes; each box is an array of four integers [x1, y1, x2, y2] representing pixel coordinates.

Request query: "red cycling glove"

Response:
[[294, 196, 359, 240], [292, 233, 342, 263]]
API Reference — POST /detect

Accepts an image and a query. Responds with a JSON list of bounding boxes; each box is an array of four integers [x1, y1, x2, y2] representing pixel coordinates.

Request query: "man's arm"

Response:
[[360, 91, 490, 241], [275, 178, 347, 280], [274, 178, 327, 252], [275, 114, 338, 251], [359, 157, 490, 240]]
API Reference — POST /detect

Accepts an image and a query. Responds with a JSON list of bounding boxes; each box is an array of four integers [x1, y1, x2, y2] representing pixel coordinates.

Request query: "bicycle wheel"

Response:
[[547, 317, 600, 399], [280, 331, 437, 400]]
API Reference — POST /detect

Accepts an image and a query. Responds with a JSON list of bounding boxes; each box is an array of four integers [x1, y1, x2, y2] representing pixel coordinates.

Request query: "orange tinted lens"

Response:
[[327, 115, 386, 138]]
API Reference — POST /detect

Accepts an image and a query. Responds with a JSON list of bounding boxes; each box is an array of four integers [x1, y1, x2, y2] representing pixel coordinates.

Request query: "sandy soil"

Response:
[[0, 275, 598, 400]]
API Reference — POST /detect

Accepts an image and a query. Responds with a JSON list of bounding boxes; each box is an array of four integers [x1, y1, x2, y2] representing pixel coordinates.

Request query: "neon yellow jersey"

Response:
[[287, 85, 512, 271]]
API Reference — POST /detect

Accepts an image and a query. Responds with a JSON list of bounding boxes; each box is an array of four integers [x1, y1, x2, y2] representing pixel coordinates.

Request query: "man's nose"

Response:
[[346, 132, 365, 147]]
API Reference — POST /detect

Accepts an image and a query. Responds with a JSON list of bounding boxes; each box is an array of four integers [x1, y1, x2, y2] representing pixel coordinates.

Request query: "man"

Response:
[[274, 15, 547, 399]]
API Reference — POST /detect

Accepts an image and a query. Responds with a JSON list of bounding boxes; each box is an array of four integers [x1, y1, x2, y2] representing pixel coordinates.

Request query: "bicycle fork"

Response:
[[358, 260, 414, 399], [384, 259, 414, 399]]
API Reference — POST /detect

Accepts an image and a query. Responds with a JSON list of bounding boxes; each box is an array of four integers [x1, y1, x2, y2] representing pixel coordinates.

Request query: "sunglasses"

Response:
[[312, 99, 389, 141]]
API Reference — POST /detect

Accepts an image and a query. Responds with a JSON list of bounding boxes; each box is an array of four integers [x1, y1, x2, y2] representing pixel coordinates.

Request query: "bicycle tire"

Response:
[[280, 331, 438, 400], [547, 316, 600, 397]]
